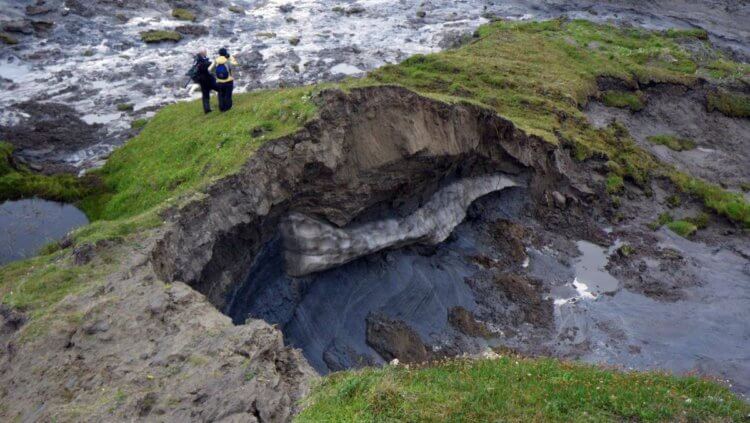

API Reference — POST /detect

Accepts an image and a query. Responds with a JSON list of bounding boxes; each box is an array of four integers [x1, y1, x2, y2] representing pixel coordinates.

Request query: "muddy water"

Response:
[[0, 199, 88, 265], [551, 231, 750, 397]]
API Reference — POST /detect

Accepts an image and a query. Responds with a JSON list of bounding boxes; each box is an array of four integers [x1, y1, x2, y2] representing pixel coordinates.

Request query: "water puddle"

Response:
[[572, 240, 620, 297], [0, 199, 89, 265]]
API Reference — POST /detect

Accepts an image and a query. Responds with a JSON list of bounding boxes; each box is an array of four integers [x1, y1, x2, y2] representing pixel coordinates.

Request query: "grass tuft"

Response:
[[706, 90, 750, 118], [171, 8, 196, 21], [646, 134, 696, 151], [602, 90, 644, 111], [667, 220, 698, 238], [140, 30, 182, 43], [605, 174, 625, 194]]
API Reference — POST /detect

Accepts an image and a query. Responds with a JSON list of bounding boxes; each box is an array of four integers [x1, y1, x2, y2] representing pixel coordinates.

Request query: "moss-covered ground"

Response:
[[1, 19, 749, 412], [0, 142, 102, 203], [297, 357, 750, 422]]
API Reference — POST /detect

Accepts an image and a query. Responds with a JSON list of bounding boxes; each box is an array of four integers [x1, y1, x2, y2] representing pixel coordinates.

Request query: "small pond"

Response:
[[0, 199, 89, 266]]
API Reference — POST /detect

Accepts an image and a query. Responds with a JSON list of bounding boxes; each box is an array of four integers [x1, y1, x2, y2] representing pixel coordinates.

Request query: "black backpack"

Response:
[[186, 62, 200, 83]]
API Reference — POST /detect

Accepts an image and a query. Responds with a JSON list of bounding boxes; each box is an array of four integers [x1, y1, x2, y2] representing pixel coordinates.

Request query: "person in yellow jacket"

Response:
[[208, 47, 239, 112]]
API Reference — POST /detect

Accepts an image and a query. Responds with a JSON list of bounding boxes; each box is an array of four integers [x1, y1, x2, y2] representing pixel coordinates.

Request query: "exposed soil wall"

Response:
[[151, 86, 570, 310]]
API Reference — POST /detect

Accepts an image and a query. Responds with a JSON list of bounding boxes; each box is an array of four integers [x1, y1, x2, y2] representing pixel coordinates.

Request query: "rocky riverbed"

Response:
[[1, 0, 748, 171]]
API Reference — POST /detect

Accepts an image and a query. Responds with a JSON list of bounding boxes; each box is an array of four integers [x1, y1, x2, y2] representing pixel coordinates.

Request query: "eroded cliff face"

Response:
[[151, 86, 567, 309]]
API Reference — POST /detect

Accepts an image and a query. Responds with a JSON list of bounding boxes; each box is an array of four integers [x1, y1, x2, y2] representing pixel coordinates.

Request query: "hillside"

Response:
[[1, 19, 749, 422]]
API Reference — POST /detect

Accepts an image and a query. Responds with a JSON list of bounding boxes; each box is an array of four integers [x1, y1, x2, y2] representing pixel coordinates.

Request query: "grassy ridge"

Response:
[[86, 87, 315, 220], [298, 357, 750, 422]]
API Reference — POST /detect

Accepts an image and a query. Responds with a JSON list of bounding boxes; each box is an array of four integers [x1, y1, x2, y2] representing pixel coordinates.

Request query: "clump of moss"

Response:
[[687, 212, 710, 229], [602, 90, 645, 111], [616, 244, 635, 258], [666, 194, 682, 208], [646, 134, 696, 151], [605, 174, 624, 194], [740, 182, 750, 192], [0, 142, 102, 203], [667, 220, 698, 238], [228, 5, 245, 14], [117, 103, 134, 112], [670, 172, 750, 228], [649, 212, 674, 230], [0, 32, 18, 45], [130, 118, 149, 130], [140, 30, 182, 43], [664, 28, 709, 40], [706, 90, 750, 118], [171, 8, 196, 21]]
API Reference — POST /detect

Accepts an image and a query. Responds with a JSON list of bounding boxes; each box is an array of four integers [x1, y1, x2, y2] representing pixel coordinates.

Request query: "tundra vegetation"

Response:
[[2, 19, 749, 415]]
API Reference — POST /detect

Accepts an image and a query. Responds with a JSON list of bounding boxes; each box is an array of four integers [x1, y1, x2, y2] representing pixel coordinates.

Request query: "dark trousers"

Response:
[[200, 80, 214, 113], [218, 81, 234, 112]]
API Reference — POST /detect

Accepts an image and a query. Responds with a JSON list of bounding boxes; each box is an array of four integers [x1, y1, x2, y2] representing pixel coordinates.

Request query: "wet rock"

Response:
[[366, 313, 430, 364], [228, 5, 244, 14], [278, 4, 295, 13], [83, 320, 110, 335], [0, 101, 103, 171], [552, 190, 567, 208], [31, 20, 54, 33], [26, 5, 54, 16], [448, 307, 492, 338], [288, 36, 300, 46], [73, 243, 95, 265], [3, 20, 34, 35], [176, 24, 208, 37]]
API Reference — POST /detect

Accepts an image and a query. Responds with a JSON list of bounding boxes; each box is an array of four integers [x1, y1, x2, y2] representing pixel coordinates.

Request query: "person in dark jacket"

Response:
[[195, 48, 216, 114], [209, 47, 239, 112]]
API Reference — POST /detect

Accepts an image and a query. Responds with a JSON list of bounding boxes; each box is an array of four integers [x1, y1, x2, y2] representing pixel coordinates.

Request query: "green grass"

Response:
[[602, 90, 644, 111], [670, 172, 750, 228], [85, 87, 315, 220], [605, 174, 624, 194], [646, 134, 696, 151], [664, 28, 709, 40], [667, 220, 698, 238], [130, 118, 149, 130], [706, 89, 750, 118], [298, 357, 750, 422], [0, 142, 102, 203], [140, 30, 182, 43], [171, 8, 196, 21]]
